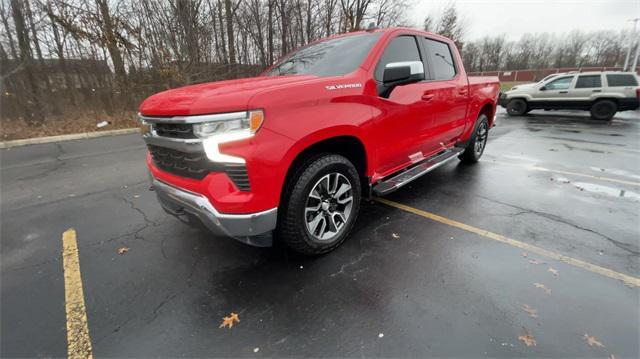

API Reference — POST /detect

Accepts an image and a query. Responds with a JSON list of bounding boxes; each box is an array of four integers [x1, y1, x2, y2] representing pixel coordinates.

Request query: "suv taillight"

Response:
[[637, 88, 640, 99]]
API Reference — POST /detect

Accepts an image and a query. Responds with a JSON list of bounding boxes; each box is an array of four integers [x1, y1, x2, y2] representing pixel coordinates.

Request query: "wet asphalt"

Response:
[[1, 109, 639, 357]]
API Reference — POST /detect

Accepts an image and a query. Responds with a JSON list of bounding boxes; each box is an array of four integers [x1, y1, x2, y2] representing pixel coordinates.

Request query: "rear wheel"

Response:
[[459, 114, 489, 164], [506, 99, 528, 116], [278, 154, 361, 255], [590, 100, 617, 121]]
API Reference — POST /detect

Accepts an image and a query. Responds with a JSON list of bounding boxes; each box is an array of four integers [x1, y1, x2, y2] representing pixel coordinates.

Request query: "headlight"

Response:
[[193, 110, 264, 140]]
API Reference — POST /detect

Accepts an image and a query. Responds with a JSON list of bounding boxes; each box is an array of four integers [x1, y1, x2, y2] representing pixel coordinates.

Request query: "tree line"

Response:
[[424, 3, 634, 73], [0, 0, 634, 126], [1, 0, 408, 124]]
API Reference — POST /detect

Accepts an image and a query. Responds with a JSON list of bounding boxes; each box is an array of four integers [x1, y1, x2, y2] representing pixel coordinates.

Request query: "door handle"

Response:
[[422, 93, 435, 101], [458, 88, 468, 95], [559, 91, 569, 94], [592, 89, 601, 93]]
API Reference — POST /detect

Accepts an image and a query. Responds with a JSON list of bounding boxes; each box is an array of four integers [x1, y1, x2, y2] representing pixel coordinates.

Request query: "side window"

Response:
[[374, 36, 421, 81], [606, 74, 639, 87], [545, 76, 574, 90], [423, 38, 456, 80], [575, 75, 602, 88]]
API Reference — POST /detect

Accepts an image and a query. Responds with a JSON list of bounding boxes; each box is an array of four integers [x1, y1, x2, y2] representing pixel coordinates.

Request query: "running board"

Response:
[[372, 148, 464, 196]]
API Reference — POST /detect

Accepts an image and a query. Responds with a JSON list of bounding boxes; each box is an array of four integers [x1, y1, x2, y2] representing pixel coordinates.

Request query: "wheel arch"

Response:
[[281, 133, 370, 202], [477, 101, 496, 126]]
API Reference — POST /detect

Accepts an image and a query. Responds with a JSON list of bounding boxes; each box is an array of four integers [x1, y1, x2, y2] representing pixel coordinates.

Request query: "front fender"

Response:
[[279, 125, 374, 177]]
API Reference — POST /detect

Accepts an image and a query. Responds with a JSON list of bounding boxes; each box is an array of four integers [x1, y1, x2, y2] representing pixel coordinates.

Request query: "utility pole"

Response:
[[631, 37, 640, 73], [622, 18, 639, 71]]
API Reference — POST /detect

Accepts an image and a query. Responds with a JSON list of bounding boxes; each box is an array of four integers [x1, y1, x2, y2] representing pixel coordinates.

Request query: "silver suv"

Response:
[[499, 72, 640, 120]]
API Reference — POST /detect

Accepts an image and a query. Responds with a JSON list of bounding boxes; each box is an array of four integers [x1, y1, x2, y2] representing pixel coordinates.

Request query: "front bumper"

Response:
[[152, 177, 277, 246], [498, 93, 508, 108]]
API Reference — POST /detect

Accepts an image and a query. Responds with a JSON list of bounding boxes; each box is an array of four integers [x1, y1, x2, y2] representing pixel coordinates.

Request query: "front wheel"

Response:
[[459, 114, 489, 164], [278, 154, 361, 255], [506, 99, 528, 116]]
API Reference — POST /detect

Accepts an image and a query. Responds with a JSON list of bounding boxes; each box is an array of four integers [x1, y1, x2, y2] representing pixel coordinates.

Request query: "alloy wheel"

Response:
[[304, 172, 353, 241], [475, 121, 488, 156]]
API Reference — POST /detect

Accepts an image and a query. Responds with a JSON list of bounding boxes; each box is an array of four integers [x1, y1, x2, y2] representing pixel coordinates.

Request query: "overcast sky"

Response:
[[410, 0, 640, 40]]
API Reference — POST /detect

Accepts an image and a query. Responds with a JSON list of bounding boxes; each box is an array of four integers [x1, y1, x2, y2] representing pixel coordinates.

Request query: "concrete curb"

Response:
[[0, 128, 140, 149]]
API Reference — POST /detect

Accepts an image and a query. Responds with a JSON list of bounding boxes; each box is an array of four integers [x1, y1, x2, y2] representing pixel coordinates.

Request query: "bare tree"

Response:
[[11, 0, 45, 124]]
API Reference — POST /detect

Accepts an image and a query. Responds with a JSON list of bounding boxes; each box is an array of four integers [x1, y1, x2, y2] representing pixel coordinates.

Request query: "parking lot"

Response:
[[2, 109, 639, 357]]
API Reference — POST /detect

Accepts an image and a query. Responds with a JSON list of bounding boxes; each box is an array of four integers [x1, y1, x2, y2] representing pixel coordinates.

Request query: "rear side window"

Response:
[[606, 74, 638, 87], [545, 76, 574, 90], [375, 36, 421, 81], [575, 75, 602, 88], [423, 38, 456, 80]]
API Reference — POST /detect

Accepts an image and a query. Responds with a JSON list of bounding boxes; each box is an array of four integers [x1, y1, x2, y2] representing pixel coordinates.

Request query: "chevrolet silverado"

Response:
[[139, 27, 500, 255]]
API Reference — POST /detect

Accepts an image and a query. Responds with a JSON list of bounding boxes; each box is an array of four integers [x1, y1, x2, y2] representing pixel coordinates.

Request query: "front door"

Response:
[[371, 35, 439, 177], [531, 75, 575, 107]]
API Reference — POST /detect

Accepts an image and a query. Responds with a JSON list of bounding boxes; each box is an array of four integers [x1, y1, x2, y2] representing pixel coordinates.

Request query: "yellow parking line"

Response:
[[62, 228, 93, 359], [485, 159, 640, 187], [376, 198, 640, 287]]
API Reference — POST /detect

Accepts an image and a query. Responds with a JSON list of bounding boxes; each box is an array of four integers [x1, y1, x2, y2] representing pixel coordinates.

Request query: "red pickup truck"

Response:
[[139, 27, 500, 255]]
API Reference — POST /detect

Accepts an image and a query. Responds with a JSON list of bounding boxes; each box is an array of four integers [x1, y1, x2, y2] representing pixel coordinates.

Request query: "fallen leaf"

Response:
[[521, 252, 528, 258], [583, 334, 605, 348], [392, 233, 400, 239], [518, 328, 537, 347], [608, 355, 616, 359], [528, 259, 542, 265], [548, 267, 559, 276], [253, 347, 260, 353], [219, 312, 240, 329], [378, 333, 384, 338], [534, 282, 551, 295], [117, 247, 129, 255], [521, 304, 538, 318]]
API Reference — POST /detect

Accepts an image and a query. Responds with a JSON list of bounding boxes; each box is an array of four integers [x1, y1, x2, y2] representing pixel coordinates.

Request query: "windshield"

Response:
[[538, 74, 558, 84], [266, 33, 382, 77]]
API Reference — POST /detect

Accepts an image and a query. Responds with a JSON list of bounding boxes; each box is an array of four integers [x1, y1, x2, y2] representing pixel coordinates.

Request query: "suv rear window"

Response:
[[575, 75, 602, 88], [606, 74, 638, 87]]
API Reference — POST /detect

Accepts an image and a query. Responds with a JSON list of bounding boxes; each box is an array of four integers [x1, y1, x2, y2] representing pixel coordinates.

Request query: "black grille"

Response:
[[148, 144, 251, 191], [148, 144, 214, 179], [154, 123, 196, 139], [225, 164, 251, 191]]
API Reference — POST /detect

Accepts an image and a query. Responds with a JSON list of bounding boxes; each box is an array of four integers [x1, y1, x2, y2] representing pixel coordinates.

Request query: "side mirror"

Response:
[[540, 86, 547, 91], [383, 61, 425, 87]]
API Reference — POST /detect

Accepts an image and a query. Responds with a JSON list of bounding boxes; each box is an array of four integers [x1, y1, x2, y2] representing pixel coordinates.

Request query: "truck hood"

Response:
[[139, 75, 318, 116]]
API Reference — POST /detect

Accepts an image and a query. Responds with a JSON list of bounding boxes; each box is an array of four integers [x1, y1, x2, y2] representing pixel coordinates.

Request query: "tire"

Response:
[[459, 114, 489, 164], [278, 154, 361, 255], [506, 99, 528, 116], [590, 100, 617, 121]]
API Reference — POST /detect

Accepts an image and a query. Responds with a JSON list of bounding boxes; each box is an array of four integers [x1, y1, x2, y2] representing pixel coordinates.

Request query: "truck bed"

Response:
[[468, 76, 500, 87]]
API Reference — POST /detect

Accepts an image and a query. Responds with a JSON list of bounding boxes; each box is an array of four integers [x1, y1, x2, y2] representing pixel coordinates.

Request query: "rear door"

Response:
[[572, 74, 603, 102], [419, 37, 469, 148]]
